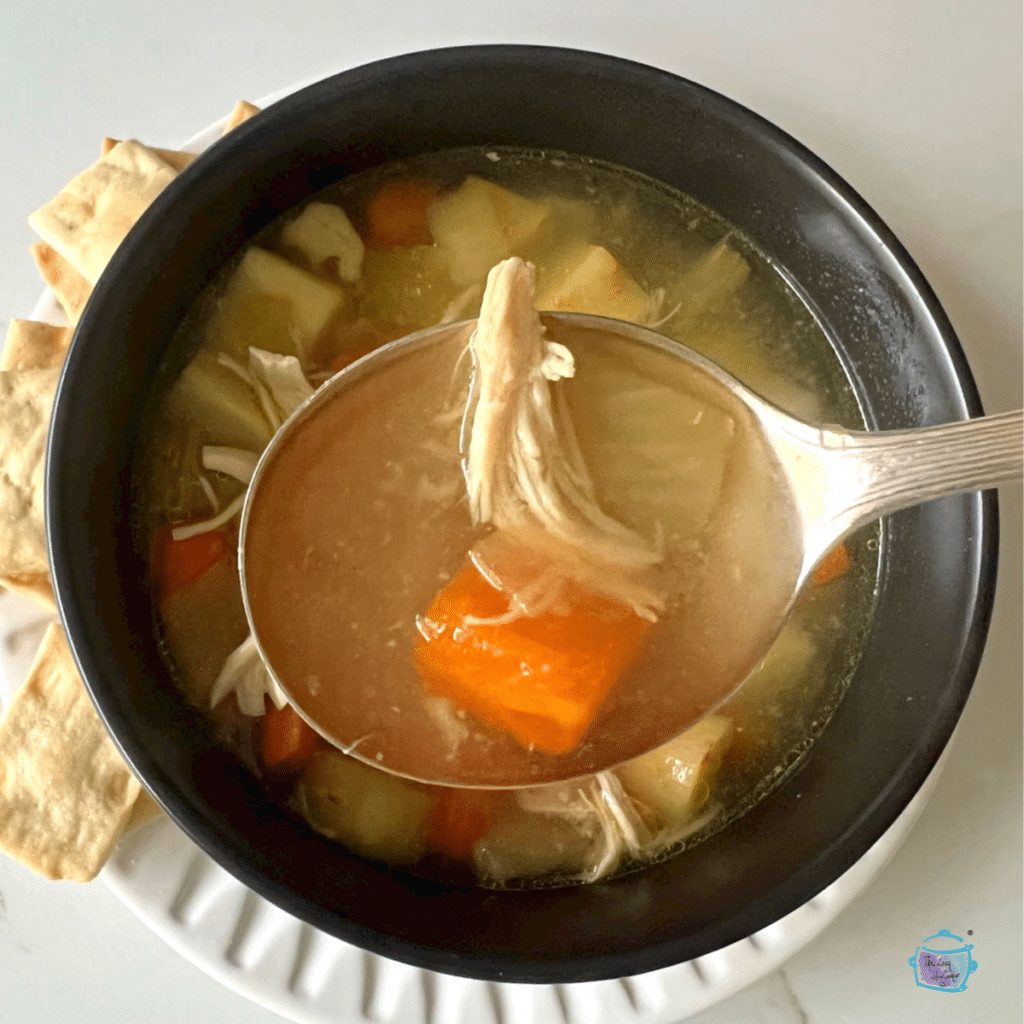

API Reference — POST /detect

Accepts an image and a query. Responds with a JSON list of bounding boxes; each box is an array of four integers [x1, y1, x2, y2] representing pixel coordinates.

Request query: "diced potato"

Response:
[[160, 558, 249, 706], [473, 807, 594, 884], [279, 202, 365, 283], [722, 616, 821, 767], [239, 248, 346, 339], [207, 247, 346, 362], [534, 243, 651, 324], [295, 751, 433, 865], [166, 349, 273, 450], [427, 176, 550, 285], [745, 616, 818, 697], [615, 715, 734, 826]]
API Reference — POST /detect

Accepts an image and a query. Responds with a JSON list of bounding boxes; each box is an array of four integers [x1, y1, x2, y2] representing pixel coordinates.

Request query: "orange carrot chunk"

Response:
[[415, 562, 653, 754], [260, 703, 320, 774], [811, 542, 851, 586], [151, 525, 227, 603], [426, 787, 500, 861], [363, 179, 441, 249]]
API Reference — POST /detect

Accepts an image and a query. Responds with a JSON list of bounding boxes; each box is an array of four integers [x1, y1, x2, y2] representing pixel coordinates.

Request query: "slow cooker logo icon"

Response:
[[909, 929, 978, 992]]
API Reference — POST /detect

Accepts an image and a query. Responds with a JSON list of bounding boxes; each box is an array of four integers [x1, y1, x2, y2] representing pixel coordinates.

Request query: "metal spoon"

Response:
[[239, 314, 1021, 788]]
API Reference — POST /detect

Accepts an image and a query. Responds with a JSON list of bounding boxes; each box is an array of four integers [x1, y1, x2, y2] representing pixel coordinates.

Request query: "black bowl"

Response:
[[47, 46, 997, 983]]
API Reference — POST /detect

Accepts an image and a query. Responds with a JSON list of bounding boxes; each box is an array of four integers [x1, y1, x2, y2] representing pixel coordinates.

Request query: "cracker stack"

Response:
[[0, 100, 260, 881]]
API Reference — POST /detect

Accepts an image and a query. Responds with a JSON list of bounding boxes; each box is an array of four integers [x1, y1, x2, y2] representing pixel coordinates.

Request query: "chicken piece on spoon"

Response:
[[417, 258, 667, 754]]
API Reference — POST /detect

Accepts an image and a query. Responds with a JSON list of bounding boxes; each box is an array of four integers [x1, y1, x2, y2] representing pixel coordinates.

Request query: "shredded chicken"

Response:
[[199, 350, 314, 714], [463, 258, 664, 620], [515, 771, 652, 882], [172, 349, 310, 542]]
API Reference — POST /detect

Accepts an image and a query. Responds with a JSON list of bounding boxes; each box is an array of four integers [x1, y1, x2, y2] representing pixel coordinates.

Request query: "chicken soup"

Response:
[[141, 148, 878, 886]]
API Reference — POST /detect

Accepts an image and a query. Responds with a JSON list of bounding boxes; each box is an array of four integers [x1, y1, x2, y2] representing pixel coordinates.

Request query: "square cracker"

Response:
[[0, 574, 56, 614], [1, 319, 72, 372], [123, 788, 164, 832], [28, 140, 177, 285], [0, 324, 65, 612], [0, 623, 141, 880], [222, 100, 260, 134], [100, 137, 196, 173], [0, 367, 60, 578], [30, 241, 91, 326]]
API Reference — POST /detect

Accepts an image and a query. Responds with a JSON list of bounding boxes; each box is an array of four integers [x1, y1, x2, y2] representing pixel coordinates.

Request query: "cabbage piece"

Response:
[[170, 494, 246, 542], [201, 445, 258, 484], [564, 348, 737, 540], [464, 258, 664, 620]]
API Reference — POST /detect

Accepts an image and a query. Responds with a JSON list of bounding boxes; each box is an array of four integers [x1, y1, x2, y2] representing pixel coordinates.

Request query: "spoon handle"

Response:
[[761, 408, 1022, 581], [839, 409, 1023, 515]]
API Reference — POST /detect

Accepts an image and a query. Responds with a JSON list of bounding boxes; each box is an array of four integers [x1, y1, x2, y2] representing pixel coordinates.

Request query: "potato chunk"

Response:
[[166, 349, 273, 450], [473, 807, 594, 884], [723, 616, 822, 767], [207, 247, 345, 362], [160, 557, 249, 707], [279, 202, 365, 283], [615, 715, 733, 826], [295, 751, 433, 865], [427, 176, 550, 285], [534, 243, 651, 323]]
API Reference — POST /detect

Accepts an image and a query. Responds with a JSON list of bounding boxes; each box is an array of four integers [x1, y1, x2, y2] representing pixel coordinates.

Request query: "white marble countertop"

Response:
[[0, 3, 1020, 1022]]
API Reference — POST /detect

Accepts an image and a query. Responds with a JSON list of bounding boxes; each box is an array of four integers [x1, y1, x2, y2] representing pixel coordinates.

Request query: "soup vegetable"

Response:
[[142, 148, 877, 887]]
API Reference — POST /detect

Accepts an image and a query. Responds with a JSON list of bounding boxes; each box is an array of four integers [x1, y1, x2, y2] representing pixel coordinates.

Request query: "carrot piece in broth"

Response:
[[426, 787, 501, 861], [415, 562, 652, 754], [260, 702, 321, 775], [151, 525, 227, 603], [363, 179, 441, 249], [811, 542, 851, 586]]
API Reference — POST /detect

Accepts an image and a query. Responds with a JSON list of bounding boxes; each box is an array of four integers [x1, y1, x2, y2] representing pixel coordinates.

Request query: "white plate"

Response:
[[0, 75, 948, 1024]]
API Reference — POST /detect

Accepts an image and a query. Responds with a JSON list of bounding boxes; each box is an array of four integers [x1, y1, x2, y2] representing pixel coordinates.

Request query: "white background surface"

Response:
[[0, 3, 1020, 1023]]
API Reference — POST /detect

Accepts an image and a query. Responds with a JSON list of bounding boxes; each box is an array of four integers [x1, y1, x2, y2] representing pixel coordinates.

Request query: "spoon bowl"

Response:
[[238, 312, 1021, 789]]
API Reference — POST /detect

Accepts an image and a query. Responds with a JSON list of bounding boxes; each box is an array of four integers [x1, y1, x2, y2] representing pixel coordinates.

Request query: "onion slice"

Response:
[[209, 634, 288, 717]]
